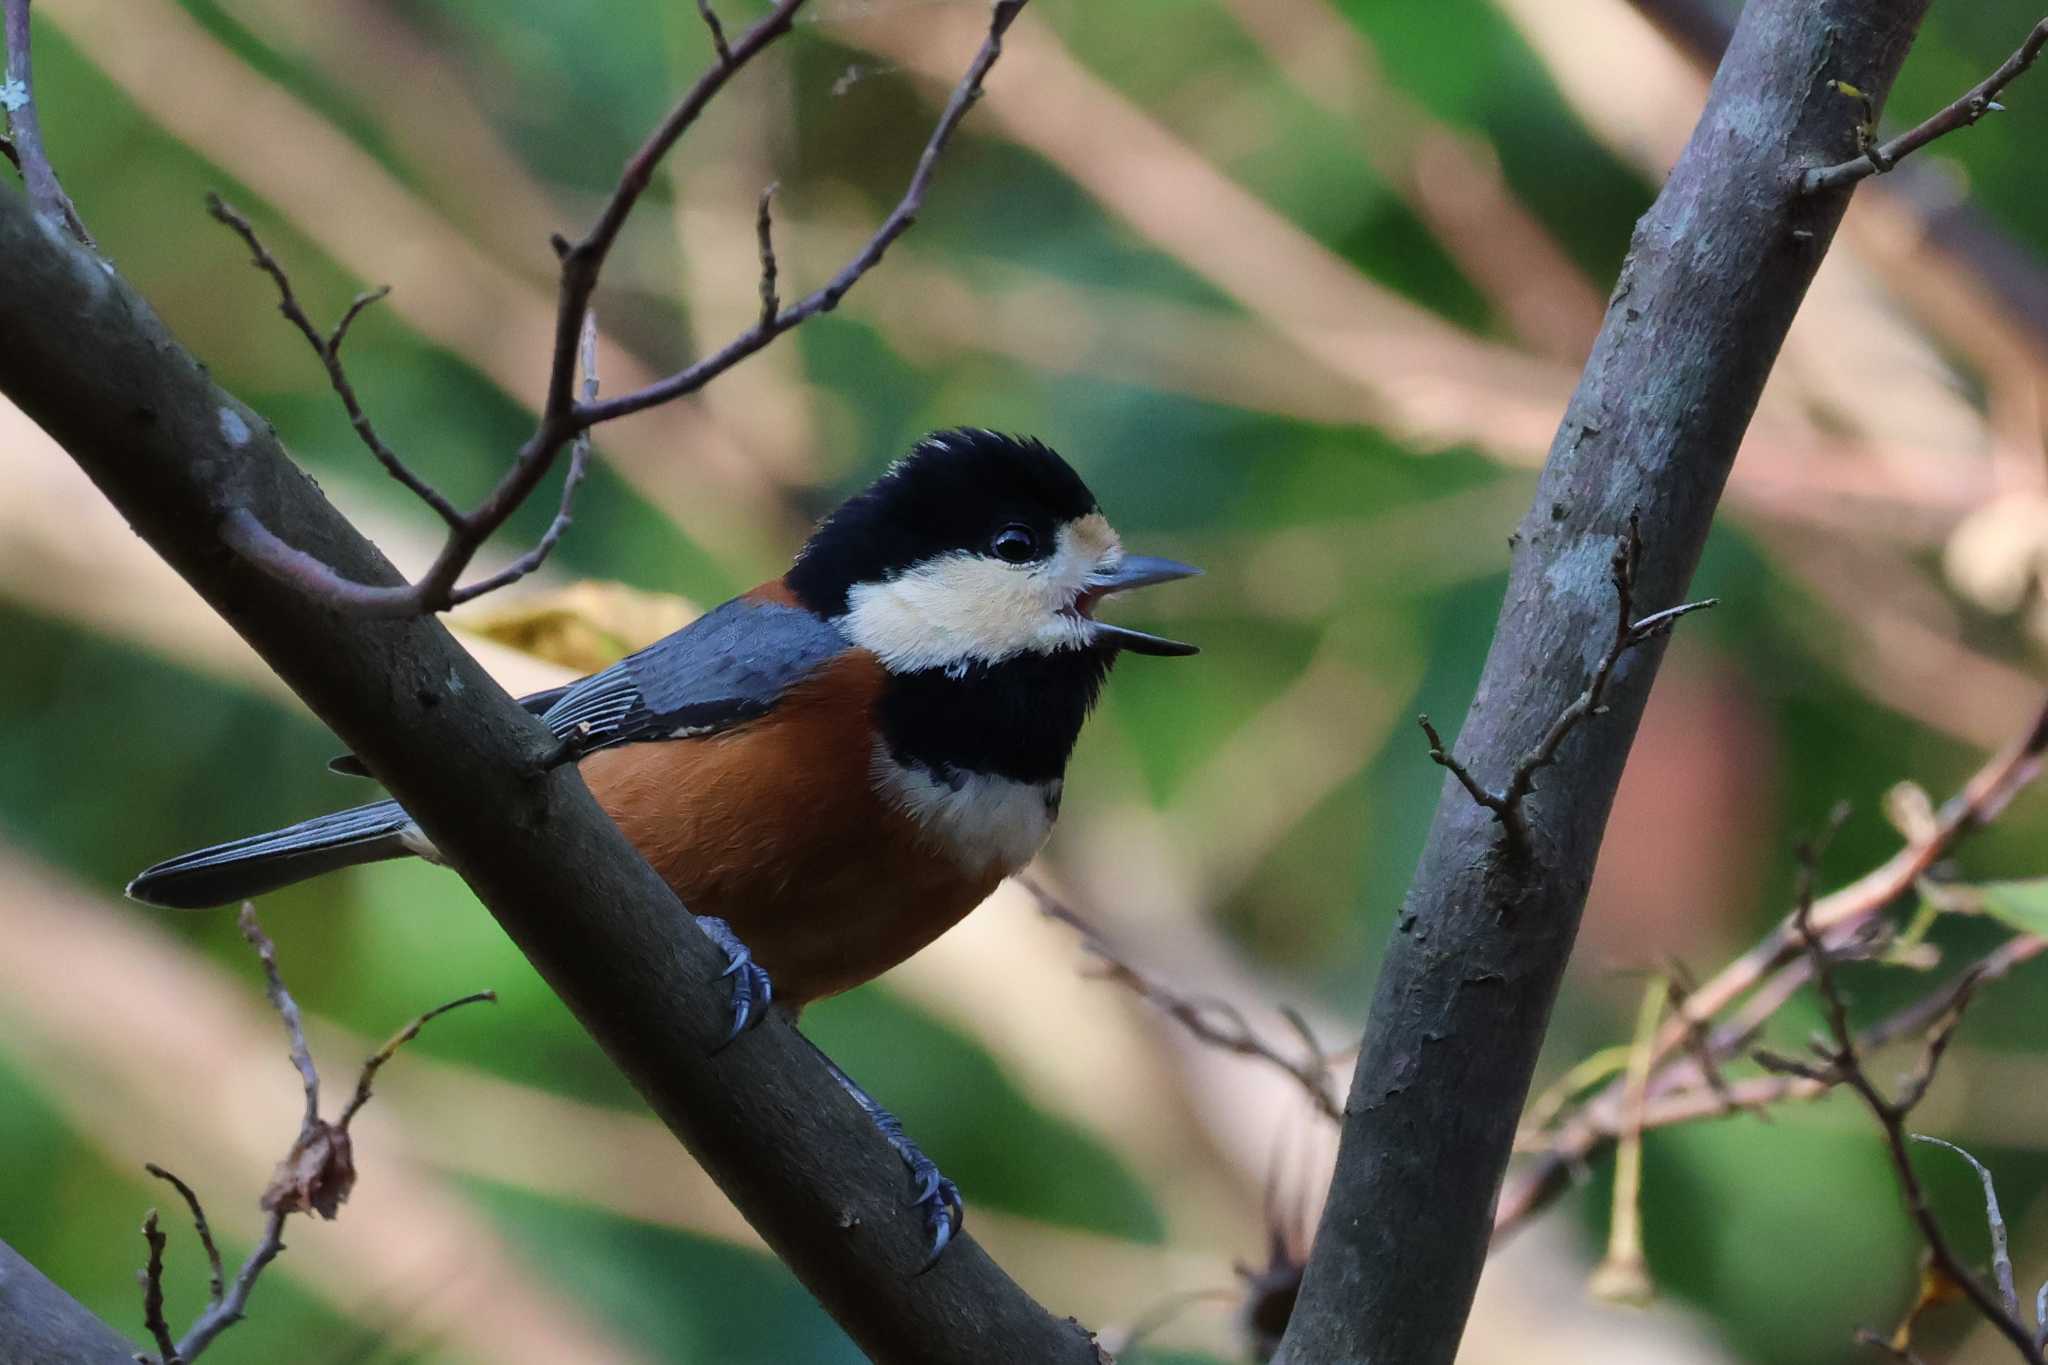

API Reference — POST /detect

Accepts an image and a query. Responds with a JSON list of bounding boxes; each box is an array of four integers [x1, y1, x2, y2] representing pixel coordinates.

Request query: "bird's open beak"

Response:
[[1085, 554, 1201, 657]]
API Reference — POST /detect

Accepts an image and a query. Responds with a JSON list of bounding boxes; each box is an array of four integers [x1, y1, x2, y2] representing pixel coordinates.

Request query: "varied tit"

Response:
[[128, 428, 1199, 1263]]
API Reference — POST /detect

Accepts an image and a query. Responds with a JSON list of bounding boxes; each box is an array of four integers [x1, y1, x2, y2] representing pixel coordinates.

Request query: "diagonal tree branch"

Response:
[[0, 1238, 137, 1365], [1272, 2, 1937, 1361], [0, 178, 1101, 1365]]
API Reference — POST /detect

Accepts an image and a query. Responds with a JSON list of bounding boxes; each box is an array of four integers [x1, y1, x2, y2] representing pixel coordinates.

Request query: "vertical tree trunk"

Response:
[[1274, 3, 1931, 1361]]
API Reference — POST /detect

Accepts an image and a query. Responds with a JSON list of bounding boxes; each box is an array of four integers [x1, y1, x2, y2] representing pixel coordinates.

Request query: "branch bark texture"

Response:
[[1272, 2, 1932, 1361], [0, 193, 1099, 1364], [0, 1238, 137, 1365]]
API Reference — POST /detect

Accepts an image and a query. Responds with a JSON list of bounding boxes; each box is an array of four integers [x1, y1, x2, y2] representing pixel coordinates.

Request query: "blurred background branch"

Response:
[[4, 0, 2048, 1361]]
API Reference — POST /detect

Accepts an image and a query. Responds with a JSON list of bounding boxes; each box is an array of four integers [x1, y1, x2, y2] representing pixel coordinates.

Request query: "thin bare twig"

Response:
[[139, 1211, 179, 1365], [144, 1165, 224, 1305], [1422, 515, 1715, 855], [205, 196, 458, 526], [1805, 18, 2048, 193], [1914, 1137, 2020, 1324], [1513, 936, 2045, 1169], [1663, 965, 1744, 1118], [226, 0, 1029, 619], [697, 0, 733, 65], [756, 183, 781, 329], [1, 0, 90, 245], [336, 990, 497, 1129], [142, 907, 493, 1362], [241, 903, 318, 1127], [434, 313, 599, 608], [216, 0, 809, 617], [576, 0, 1032, 426], [1022, 877, 1344, 1122], [1753, 836, 2041, 1364]]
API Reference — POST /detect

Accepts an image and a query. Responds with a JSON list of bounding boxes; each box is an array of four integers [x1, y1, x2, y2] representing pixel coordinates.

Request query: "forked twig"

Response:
[[140, 906, 494, 1362], [1422, 514, 1715, 855], [1497, 694, 2048, 1239], [1751, 830, 2040, 1363], [224, 0, 1032, 618]]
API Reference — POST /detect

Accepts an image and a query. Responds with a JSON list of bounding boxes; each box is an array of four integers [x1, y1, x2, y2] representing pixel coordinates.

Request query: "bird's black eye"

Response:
[[991, 524, 1039, 564]]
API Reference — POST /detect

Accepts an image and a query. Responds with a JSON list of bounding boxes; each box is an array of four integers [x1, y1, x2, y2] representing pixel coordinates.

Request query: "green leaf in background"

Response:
[[1968, 879, 2048, 937], [466, 1179, 868, 1365]]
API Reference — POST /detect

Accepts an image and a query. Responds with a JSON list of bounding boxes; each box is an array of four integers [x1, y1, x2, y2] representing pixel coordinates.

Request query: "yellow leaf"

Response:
[[462, 580, 700, 674], [1890, 1251, 1966, 1351]]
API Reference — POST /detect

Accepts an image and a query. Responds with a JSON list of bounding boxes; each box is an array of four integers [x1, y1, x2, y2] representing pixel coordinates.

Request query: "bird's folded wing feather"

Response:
[[327, 598, 851, 776], [536, 597, 851, 754]]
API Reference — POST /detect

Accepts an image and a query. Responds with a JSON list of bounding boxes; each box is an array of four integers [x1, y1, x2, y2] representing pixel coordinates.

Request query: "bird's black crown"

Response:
[[787, 429, 1101, 616]]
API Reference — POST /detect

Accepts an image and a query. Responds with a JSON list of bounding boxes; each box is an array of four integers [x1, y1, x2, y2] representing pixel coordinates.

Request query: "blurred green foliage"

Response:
[[6, 1, 2048, 1362]]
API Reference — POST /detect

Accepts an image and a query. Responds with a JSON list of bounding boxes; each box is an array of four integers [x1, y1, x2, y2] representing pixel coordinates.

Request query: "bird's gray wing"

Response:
[[537, 596, 852, 754]]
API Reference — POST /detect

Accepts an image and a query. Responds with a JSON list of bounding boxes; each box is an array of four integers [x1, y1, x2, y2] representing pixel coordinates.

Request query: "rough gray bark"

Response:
[[1272, 2, 1933, 1362], [0, 1239, 139, 1365], [0, 194, 1101, 1365]]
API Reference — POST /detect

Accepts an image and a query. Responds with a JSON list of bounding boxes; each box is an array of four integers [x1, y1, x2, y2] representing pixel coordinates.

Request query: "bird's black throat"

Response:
[[875, 647, 1114, 786]]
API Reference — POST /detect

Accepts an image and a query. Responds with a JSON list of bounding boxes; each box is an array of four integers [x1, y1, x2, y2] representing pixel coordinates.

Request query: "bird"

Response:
[[128, 427, 1199, 1262]]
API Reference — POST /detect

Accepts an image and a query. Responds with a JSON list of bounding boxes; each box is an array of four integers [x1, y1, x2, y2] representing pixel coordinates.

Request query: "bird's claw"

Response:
[[814, 1049, 969, 1271], [696, 916, 772, 1046], [905, 1154, 963, 1272]]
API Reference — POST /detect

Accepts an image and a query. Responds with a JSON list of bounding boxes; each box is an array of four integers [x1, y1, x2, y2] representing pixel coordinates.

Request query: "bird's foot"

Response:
[[899, 1142, 964, 1272], [864, 1100, 963, 1270], [816, 1053, 964, 1270], [695, 915, 773, 1044]]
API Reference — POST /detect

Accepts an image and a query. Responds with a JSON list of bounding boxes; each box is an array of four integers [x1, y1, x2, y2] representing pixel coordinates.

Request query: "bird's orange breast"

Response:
[[574, 649, 1006, 1009]]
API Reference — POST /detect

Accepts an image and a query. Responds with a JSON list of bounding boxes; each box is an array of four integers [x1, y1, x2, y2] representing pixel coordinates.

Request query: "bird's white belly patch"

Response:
[[870, 748, 1059, 875]]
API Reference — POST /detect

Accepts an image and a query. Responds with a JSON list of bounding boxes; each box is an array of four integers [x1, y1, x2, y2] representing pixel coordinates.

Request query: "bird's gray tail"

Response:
[[126, 799, 419, 909]]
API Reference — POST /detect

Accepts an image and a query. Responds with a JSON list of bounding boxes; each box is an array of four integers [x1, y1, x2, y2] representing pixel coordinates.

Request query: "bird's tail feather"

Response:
[[127, 800, 418, 909]]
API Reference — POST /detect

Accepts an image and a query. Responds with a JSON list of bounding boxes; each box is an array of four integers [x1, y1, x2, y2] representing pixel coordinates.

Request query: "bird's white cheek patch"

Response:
[[840, 557, 1079, 670], [871, 748, 1059, 876], [838, 516, 1121, 671]]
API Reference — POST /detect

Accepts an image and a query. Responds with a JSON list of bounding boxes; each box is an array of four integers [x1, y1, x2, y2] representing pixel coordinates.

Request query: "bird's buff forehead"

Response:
[[839, 513, 1120, 673]]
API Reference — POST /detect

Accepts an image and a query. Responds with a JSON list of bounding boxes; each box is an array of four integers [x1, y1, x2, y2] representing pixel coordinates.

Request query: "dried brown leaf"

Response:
[[260, 1118, 356, 1220]]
